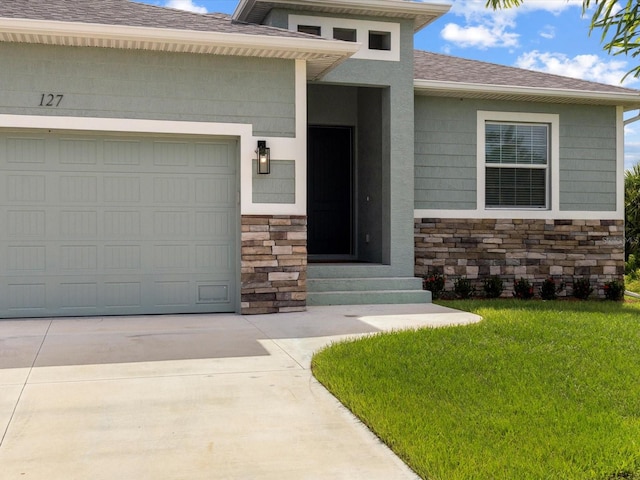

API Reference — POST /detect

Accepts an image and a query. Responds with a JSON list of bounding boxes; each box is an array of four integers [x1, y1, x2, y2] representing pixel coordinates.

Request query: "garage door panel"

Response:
[[104, 211, 142, 237], [0, 131, 237, 318], [195, 211, 234, 239], [195, 142, 232, 169], [6, 245, 47, 272], [195, 244, 233, 273], [5, 209, 46, 236], [195, 177, 233, 204], [6, 136, 46, 164], [154, 177, 191, 204], [7, 282, 47, 312], [103, 176, 141, 203], [103, 139, 142, 166], [59, 138, 98, 165], [7, 174, 46, 202]]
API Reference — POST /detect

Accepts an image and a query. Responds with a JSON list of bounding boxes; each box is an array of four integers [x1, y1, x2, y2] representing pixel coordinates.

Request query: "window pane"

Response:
[[298, 25, 321, 36], [486, 167, 546, 208], [484, 121, 549, 209], [369, 31, 391, 50], [334, 28, 357, 42], [485, 123, 548, 166]]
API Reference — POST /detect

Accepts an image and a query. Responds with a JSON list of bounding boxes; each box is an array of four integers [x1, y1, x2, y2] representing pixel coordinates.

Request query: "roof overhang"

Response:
[[414, 79, 640, 110], [233, 0, 451, 32], [0, 17, 359, 80]]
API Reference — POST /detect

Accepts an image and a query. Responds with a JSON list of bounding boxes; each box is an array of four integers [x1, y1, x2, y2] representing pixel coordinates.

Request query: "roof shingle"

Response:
[[0, 0, 310, 38], [414, 49, 637, 95]]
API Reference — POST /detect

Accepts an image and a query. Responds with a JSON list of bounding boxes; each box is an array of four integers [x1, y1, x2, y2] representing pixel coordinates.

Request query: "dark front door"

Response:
[[307, 126, 353, 257]]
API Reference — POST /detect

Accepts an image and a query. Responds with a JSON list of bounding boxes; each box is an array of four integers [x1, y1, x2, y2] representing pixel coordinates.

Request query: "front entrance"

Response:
[[307, 126, 353, 259]]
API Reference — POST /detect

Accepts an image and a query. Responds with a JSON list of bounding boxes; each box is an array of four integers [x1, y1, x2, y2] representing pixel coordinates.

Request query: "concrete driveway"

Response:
[[0, 303, 480, 480]]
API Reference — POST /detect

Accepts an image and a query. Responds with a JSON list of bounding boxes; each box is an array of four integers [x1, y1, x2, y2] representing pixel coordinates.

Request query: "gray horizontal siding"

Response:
[[0, 43, 296, 137], [414, 96, 476, 210], [414, 96, 619, 212], [252, 160, 295, 204], [557, 104, 617, 211]]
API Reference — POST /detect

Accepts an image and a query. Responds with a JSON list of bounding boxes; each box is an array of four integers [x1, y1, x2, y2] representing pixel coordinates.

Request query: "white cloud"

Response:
[[441, 22, 519, 49], [441, 0, 581, 50], [539, 25, 555, 39], [165, 0, 207, 13], [448, 0, 581, 21], [515, 50, 636, 86]]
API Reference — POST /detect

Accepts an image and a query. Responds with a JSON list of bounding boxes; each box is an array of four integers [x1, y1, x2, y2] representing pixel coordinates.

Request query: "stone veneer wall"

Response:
[[241, 215, 307, 314], [415, 218, 625, 298]]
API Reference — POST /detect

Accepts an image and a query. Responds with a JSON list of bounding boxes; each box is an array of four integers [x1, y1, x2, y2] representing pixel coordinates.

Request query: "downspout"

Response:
[[624, 109, 640, 125]]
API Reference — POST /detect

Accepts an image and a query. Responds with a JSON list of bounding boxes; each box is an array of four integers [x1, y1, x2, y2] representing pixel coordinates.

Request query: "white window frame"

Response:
[[477, 111, 560, 214]]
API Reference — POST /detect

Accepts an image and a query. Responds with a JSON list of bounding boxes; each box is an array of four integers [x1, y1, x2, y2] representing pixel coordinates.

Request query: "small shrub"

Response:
[[573, 278, 593, 300], [603, 280, 625, 301], [423, 273, 445, 299], [539, 277, 564, 301], [513, 278, 534, 300], [454, 277, 475, 299], [483, 276, 504, 298]]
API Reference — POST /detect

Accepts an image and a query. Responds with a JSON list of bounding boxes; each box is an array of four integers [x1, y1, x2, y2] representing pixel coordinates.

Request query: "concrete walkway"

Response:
[[0, 304, 480, 480]]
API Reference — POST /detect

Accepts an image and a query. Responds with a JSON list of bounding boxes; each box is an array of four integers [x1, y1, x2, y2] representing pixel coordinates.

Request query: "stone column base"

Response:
[[241, 215, 307, 314]]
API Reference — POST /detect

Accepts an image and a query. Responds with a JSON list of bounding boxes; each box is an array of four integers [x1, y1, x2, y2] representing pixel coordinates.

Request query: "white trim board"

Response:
[[413, 209, 623, 221], [477, 110, 559, 214], [0, 110, 308, 216]]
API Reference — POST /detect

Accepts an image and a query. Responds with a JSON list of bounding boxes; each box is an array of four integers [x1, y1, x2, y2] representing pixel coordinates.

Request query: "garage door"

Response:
[[0, 130, 237, 318]]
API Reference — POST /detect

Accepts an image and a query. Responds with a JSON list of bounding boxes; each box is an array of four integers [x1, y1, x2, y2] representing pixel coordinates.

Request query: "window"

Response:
[[368, 31, 391, 51], [297, 25, 321, 36], [484, 122, 550, 209], [333, 28, 357, 42], [289, 15, 400, 61]]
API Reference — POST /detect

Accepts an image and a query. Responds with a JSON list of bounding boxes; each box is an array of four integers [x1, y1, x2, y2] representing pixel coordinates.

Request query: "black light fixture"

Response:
[[256, 140, 270, 174]]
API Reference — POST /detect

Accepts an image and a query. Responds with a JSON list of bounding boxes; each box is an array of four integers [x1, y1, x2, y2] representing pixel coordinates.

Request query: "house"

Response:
[[0, 0, 636, 318]]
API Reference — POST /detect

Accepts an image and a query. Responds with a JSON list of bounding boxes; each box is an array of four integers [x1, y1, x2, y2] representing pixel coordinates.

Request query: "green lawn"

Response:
[[311, 300, 640, 480], [627, 276, 640, 294]]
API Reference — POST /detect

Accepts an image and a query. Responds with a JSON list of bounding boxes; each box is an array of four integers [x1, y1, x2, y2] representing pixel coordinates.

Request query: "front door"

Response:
[[307, 126, 353, 258]]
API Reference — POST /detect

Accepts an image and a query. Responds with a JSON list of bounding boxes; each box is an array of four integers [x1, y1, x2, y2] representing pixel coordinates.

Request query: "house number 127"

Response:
[[39, 94, 64, 107]]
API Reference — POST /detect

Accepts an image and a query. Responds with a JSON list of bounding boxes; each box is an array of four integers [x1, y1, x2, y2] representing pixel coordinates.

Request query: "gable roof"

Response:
[[0, 0, 358, 79], [414, 50, 640, 108]]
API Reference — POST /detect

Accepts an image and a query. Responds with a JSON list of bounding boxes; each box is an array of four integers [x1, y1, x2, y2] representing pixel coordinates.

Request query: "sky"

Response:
[[140, 0, 640, 170]]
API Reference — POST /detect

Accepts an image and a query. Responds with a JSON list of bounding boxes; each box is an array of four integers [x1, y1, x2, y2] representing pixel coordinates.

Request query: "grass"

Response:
[[311, 300, 640, 480], [626, 275, 640, 294]]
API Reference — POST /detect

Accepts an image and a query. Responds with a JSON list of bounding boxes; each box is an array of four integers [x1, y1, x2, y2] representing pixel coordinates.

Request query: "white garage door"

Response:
[[0, 130, 237, 318]]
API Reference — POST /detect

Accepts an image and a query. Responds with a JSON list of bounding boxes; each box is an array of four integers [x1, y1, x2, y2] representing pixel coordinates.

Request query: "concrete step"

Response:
[[307, 289, 431, 306], [307, 277, 424, 293]]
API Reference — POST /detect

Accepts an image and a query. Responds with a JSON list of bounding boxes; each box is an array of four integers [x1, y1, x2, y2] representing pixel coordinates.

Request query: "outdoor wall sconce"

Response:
[[256, 140, 270, 174]]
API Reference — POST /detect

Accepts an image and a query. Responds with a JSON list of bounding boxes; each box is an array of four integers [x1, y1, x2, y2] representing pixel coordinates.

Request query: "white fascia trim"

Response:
[[234, 0, 451, 22], [0, 17, 359, 58], [241, 59, 307, 216], [414, 209, 624, 221], [414, 79, 640, 106]]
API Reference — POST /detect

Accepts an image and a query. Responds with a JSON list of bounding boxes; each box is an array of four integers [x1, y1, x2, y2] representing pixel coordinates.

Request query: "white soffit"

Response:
[[414, 79, 640, 108], [234, 0, 451, 31], [0, 17, 359, 80]]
